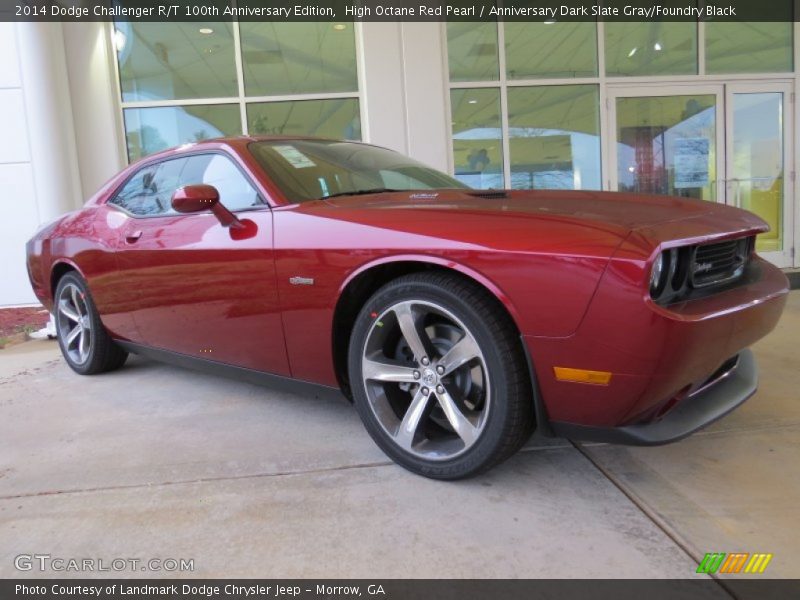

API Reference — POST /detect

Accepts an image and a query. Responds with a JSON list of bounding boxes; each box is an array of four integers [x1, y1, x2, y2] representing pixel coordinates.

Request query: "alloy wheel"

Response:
[[361, 300, 490, 460], [56, 282, 92, 365]]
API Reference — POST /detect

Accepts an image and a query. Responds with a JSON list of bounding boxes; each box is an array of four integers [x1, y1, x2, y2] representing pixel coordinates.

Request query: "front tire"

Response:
[[54, 272, 128, 375], [348, 272, 534, 479]]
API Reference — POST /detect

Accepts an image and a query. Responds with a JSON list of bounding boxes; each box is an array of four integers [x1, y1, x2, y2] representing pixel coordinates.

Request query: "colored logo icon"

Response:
[[697, 552, 773, 574]]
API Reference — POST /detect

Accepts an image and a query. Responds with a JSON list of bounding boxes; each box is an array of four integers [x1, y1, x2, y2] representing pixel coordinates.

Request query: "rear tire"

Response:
[[348, 272, 534, 479], [54, 272, 128, 375]]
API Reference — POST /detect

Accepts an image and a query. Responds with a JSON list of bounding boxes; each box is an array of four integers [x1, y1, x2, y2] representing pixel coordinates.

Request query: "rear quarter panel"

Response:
[[29, 206, 139, 341]]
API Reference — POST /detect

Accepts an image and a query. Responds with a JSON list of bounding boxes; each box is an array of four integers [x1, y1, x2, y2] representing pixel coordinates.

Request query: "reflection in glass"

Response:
[[505, 22, 597, 79], [706, 22, 793, 74], [115, 22, 238, 102], [615, 95, 716, 201], [239, 23, 358, 96], [123, 104, 241, 161], [450, 88, 504, 189], [250, 140, 466, 204], [732, 93, 784, 252], [247, 99, 361, 140], [605, 19, 697, 76], [447, 22, 499, 82], [508, 86, 601, 190]]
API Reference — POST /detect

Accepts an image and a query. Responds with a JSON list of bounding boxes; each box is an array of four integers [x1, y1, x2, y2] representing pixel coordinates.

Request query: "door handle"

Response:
[[125, 230, 143, 244]]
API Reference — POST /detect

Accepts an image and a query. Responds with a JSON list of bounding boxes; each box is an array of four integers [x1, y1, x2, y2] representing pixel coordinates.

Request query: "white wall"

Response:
[[0, 23, 40, 306], [0, 22, 111, 307]]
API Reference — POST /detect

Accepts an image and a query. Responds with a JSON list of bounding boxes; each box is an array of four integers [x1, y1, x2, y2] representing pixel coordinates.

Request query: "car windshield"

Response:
[[249, 140, 469, 203]]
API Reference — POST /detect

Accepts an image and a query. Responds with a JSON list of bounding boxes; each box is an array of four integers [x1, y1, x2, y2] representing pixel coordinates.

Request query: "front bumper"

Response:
[[525, 255, 788, 431], [549, 349, 756, 445]]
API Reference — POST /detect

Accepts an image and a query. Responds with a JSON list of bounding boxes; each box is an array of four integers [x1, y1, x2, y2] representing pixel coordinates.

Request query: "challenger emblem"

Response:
[[694, 262, 714, 274], [289, 276, 315, 286]]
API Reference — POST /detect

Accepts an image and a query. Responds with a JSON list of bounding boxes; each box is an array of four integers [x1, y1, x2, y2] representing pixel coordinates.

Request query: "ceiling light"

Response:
[[628, 47, 638, 57], [333, 24, 347, 31], [544, 19, 556, 25], [199, 27, 214, 35], [654, 42, 663, 51], [113, 28, 127, 52], [468, 99, 478, 104]]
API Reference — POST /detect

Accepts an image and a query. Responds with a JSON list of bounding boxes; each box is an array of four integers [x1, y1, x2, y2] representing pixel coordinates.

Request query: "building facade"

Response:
[[2, 17, 799, 306]]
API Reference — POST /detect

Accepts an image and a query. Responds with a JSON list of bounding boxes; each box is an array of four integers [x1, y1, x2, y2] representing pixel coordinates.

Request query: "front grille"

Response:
[[690, 237, 751, 288]]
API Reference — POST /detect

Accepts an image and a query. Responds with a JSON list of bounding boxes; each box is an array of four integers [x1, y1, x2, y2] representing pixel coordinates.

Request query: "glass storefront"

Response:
[[730, 92, 786, 252], [614, 94, 717, 201], [508, 85, 601, 190], [446, 16, 794, 263], [605, 21, 697, 77], [505, 22, 597, 79], [706, 23, 793, 74], [117, 22, 238, 102], [123, 105, 241, 162], [114, 20, 360, 160], [450, 88, 504, 189]]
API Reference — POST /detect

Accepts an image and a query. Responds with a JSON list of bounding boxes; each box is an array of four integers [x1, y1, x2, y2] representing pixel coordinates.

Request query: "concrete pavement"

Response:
[[0, 292, 797, 579]]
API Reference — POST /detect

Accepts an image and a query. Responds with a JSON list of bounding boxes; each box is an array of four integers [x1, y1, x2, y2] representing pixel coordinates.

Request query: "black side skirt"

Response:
[[116, 341, 347, 403]]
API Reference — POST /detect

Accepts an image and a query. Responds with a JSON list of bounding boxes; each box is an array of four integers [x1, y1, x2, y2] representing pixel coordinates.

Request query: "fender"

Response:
[[338, 253, 525, 335]]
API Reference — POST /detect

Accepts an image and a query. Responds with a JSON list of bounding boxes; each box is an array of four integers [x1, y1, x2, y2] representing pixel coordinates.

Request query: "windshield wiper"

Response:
[[321, 188, 402, 200]]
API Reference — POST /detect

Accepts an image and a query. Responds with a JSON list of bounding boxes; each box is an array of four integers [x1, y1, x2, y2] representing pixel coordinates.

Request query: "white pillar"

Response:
[[62, 22, 126, 196], [358, 22, 409, 155], [358, 22, 451, 172], [399, 22, 451, 173], [16, 21, 83, 220]]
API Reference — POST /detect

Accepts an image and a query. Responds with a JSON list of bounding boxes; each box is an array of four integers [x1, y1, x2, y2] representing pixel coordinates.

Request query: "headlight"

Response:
[[650, 252, 666, 295]]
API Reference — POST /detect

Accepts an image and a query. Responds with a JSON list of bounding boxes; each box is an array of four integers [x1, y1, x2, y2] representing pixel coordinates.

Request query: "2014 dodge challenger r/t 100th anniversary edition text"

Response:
[[26, 137, 789, 479]]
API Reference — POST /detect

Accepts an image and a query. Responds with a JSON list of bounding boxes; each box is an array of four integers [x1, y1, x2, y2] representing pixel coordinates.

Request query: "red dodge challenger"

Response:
[[26, 137, 789, 479]]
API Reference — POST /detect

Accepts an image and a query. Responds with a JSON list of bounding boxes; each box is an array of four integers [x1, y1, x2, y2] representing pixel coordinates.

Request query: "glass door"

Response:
[[725, 83, 794, 267], [607, 85, 725, 203]]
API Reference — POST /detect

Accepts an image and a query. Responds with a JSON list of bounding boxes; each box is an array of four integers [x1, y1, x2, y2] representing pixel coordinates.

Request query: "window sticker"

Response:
[[273, 145, 317, 169]]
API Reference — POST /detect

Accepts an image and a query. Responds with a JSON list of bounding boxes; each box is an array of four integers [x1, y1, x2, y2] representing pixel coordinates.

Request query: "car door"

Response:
[[109, 152, 290, 376]]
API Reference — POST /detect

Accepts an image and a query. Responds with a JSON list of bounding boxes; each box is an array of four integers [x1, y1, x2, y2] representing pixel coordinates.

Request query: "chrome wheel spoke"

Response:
[[71, 286, 81, 315], [363, 357, 419, 383], [394, 387, 431, 450], [435, 386, 479, 446], [65, 325, 81, 347], [393, 302, 431, 362], [58, 299, 80, 323], [438, 335, 480, 376], [78, 329, 90, 362]]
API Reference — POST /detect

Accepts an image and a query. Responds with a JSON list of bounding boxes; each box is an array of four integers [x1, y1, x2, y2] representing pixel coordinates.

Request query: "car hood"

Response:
[[322, 188, 767, 238]]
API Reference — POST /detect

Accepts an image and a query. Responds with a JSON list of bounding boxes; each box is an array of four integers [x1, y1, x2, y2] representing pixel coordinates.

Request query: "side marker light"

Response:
[[553, 367, 613, 386]]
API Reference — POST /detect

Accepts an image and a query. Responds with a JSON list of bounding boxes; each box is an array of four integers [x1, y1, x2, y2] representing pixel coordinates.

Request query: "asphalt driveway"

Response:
[[1, 292, 798, 579]]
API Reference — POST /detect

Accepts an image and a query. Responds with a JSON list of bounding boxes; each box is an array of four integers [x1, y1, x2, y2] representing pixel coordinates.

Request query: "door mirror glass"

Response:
[[171, 185, 220, 213]]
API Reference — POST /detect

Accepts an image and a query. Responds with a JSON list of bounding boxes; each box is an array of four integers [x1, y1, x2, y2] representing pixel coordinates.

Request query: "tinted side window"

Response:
[[110, 158, 188, 216], [182, 154, 261, 211]]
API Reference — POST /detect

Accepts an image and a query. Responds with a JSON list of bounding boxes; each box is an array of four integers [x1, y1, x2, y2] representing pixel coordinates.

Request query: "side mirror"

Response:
[[172, 184, 219, 213], [171, 185, 243, 229]]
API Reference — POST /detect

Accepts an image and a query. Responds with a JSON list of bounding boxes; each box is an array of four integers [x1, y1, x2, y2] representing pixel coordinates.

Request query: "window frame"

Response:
[[443, 19, 795, 191], [107, 149, 269, 220], [109, 21, 366, 164]]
